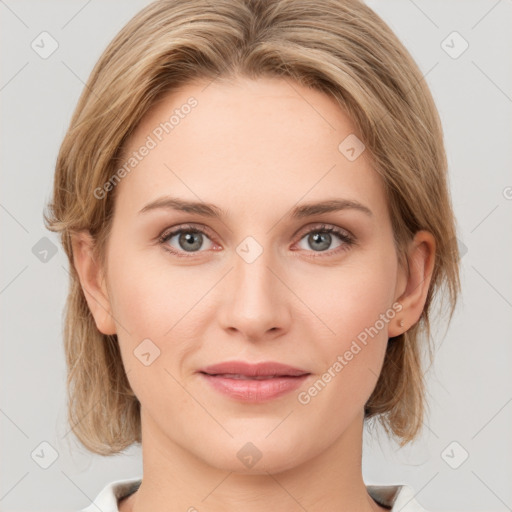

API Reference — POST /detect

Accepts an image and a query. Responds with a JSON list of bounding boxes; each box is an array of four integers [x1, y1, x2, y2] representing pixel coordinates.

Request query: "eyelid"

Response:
[[158, 223, 214, 242], [294, 222, 354, 241]]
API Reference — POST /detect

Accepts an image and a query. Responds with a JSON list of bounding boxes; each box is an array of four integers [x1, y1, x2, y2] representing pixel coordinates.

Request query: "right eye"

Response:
[[159, 224, 216, 257]]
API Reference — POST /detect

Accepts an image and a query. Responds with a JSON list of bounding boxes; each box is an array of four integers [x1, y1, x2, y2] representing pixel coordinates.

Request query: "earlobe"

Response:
[[71, 231, 117, 335], [388, 230, 436, 338]]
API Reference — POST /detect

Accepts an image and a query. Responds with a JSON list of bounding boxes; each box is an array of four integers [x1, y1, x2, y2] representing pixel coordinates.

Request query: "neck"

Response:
[[122, 408, 387, 512]]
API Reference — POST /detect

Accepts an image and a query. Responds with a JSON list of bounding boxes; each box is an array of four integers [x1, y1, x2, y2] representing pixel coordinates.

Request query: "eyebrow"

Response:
[[138, 196, 373, 219]]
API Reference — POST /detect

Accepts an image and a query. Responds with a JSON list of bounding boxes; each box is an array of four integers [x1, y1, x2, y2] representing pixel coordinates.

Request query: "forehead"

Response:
[[114, 76, 387, 220]]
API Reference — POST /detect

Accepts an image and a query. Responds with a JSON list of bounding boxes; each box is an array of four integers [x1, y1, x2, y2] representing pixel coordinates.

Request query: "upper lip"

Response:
[[198, 361, 310, 377]]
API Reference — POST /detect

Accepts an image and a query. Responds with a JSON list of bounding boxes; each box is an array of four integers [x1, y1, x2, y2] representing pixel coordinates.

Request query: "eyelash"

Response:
[[158, 223, 355, 259]]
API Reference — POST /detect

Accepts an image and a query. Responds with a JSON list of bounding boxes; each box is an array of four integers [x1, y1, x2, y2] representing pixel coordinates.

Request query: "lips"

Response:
[[198, 361, 310, 378], [209, 374, 284, 380], [197, 361, 311, 401]]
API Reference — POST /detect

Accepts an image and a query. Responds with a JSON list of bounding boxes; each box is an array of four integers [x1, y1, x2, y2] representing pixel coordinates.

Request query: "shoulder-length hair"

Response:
[[45, 0, 461, 455]]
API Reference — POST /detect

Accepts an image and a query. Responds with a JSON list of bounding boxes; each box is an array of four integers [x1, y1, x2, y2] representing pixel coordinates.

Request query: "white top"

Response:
[[80, 476, 428, 511]]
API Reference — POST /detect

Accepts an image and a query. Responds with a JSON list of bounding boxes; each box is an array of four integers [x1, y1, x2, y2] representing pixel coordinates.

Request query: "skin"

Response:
[[72, 76, 435, 512]]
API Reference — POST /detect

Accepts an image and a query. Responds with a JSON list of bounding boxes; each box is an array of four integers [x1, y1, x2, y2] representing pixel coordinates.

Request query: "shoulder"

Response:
[[367, 483, 429, 511]]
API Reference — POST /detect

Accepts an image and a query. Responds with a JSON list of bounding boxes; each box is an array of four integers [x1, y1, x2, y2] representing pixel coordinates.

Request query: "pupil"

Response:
[[180, 232, 202, 251], [310, 232, 330, 251]]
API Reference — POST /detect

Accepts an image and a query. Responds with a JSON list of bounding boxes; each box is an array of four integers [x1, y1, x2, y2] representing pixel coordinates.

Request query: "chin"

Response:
[[194, 433, 310, 475]]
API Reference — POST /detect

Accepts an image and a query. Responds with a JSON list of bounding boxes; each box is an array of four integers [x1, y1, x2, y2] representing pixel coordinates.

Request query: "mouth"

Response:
[[200, 372, 306, 380], [197, 361, 311, 402], [198, 360, 310, 378]]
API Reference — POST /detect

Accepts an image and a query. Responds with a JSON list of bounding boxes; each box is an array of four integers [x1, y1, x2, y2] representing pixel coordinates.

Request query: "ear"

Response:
[[71, 231, 117, 335], [388, 230, 436, 337]]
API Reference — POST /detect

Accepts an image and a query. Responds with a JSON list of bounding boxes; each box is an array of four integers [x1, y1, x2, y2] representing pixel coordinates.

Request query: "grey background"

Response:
[[1, 0, 511, 511]]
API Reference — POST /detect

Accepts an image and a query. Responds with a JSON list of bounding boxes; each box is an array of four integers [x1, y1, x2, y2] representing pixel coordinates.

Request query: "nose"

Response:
[[217, 244, 292, 342]]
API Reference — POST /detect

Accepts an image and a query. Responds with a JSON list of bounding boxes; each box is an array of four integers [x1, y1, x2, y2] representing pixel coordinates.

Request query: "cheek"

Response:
[[316, 254, 397, 338], [105, 249, 202, 398], [293, 268, 395, 428], [301, 250, 398, 386], [108, 247, 200, 337]]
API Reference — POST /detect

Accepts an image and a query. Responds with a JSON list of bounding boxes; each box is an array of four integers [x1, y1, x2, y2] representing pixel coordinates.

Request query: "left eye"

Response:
[[296, 225, 354, 254]]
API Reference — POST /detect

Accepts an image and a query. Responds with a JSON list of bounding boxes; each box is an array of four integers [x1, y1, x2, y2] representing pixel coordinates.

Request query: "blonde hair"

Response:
[[45, 0, 461, 455]]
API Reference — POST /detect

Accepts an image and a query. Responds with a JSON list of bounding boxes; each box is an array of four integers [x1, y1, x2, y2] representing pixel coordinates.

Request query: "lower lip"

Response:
[[199, 373, 310, 402]]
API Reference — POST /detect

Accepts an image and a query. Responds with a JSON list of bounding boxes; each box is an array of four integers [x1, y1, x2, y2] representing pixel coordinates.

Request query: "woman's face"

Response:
[[97, 76, 408, 472]]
